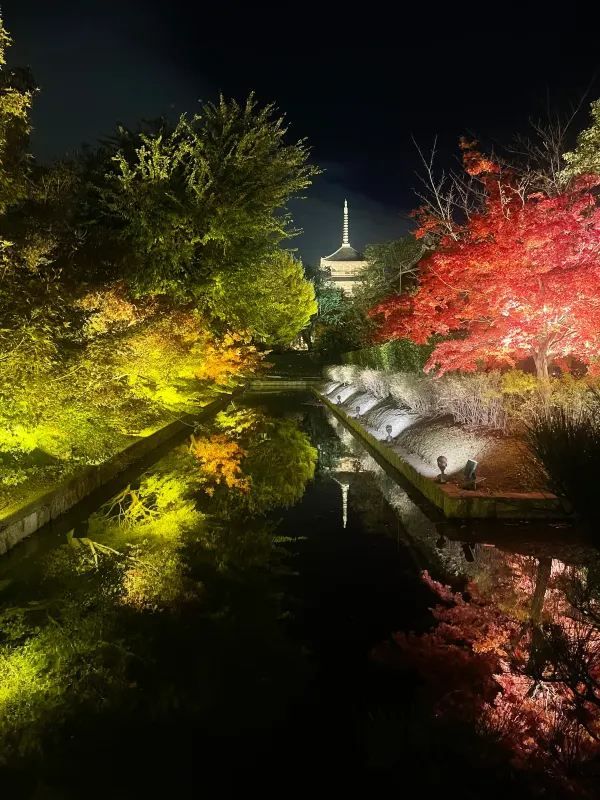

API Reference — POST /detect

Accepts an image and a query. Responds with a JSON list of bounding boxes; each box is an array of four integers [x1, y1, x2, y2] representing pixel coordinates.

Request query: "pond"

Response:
[[0, 393, 598, 798]]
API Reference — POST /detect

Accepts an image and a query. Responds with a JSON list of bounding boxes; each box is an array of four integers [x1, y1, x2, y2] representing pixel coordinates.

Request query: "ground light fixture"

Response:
[[437, 455, 448, 483], [464, 459, 478, 489]]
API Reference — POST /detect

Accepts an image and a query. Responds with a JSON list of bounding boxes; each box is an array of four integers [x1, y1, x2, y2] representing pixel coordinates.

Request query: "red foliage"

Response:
[[410, 205, 446, 240], [372, 146, 600, 378], [460, 137, 500, 177], [373, 561, 600, 792]]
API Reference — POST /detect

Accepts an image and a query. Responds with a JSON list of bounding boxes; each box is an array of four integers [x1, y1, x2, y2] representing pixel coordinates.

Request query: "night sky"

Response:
[[4, 2, 599, 265]]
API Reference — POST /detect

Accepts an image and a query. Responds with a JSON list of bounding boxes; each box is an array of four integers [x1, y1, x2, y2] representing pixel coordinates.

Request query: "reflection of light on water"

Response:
[[322, 395, 600, 789], [324, 407, 580, 583], [341, 481, 349, 529]]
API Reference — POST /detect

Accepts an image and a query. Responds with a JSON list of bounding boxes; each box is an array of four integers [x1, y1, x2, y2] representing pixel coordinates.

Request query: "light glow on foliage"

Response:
[[190, 433, 250, 495], [376, 556, 600, 792], [373, 146, 600, 379], [561, 99, 600, 181]]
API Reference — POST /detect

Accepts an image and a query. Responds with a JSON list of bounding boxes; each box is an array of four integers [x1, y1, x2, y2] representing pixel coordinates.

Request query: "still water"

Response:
[[0, 393, 599, 798]]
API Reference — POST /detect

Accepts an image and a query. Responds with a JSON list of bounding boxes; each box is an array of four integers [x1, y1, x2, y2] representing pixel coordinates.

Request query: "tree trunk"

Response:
[[530, 557, 552, 625], [533, 347, 550, 381], [526, 557, 553, 678]]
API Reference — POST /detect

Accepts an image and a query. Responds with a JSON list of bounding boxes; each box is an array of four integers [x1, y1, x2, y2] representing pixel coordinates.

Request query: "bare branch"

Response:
[[411, 137, 486, 238]]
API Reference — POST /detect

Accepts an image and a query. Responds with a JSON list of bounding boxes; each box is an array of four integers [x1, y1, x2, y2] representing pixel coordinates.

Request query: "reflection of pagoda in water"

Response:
[[330, 455, 365, 528], [320, 200, 368, 296]]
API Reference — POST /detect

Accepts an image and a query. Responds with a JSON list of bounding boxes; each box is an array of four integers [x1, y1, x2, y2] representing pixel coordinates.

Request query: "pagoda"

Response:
[[320, 200, 368, 295]]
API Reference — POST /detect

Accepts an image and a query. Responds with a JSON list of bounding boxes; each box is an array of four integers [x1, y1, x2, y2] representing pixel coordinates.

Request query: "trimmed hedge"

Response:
[[342, 339, 433, 374]]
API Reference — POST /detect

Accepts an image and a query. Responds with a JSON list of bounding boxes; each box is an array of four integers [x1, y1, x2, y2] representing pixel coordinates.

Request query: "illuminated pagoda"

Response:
[[320, 199, 368, 295]]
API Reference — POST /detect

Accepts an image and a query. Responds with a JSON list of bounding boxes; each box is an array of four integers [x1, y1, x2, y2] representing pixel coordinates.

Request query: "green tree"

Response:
[[314, 298, 370, 356], [305, 266, 368, 356], [201, 250, 317, 345], [315, 281, 347, 326], [0, 23, 319, 503], [0, 16, 33, 214], [92, 95, 319, 297], [561, 98, 600, 180], [0, 18, 74, 485]]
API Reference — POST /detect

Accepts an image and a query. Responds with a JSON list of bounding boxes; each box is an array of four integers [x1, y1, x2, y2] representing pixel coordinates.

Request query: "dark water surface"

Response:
[[0, 393, 599, 798]]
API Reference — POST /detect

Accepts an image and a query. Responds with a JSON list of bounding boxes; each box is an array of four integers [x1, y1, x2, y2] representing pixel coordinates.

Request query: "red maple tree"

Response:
[[372, 145, 600, 378]]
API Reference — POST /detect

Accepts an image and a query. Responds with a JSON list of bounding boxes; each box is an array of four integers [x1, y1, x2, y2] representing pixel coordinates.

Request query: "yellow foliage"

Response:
[[214, 406, 261, 436], [78, 283, 143, 337], [121, 546, 200, 611], [0, 639, 52, 720], [106, 310, 263, 410], [190, 433, 250, 495], [500, 370, 538, 396], [194, 331, 265, 386]]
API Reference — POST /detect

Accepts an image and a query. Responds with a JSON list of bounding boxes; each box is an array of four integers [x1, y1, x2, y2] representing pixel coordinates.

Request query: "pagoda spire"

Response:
[[342, 199, 350, 246]]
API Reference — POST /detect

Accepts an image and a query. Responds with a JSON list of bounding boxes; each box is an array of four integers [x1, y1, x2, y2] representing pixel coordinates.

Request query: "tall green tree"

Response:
[[0, 16, 64, 424], [92, 95, 319, 297]]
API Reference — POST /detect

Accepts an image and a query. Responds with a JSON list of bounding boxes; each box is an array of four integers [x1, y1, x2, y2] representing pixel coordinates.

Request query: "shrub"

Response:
[[342, 339, 433, 373], [322, 364, 598, 437], [324, 364, 359, 385], [525, 395, 600, 521], [386, 371, 506, 426], [439, 373, 505, 429], [355, 368, 390, 400], [388, 373, 437, 414]]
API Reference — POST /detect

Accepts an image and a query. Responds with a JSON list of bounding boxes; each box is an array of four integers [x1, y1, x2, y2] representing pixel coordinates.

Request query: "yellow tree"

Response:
[[0, 16, 33, 214]]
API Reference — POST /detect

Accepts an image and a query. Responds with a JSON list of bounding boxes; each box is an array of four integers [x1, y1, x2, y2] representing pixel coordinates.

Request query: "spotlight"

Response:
[[436, 455, 448, 483], [464, 459, 478, 489]]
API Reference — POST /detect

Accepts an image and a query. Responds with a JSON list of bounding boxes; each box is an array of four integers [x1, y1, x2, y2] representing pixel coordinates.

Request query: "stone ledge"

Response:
[[0, 394, 233, 556], [246, 378, 322, 392], [316, 390, 568, 520]]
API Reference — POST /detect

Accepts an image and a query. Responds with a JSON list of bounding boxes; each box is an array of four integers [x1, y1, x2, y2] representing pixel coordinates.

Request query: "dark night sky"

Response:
[[3, 1, 599, 264]]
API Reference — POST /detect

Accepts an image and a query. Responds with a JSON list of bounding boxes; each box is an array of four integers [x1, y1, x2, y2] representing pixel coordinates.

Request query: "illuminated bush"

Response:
[[322, 363, 599, 434], [342, 339, 433, 374], [388, 373, 438, 415], [355, 368, 390, 400], [324, 364, 360, 385], [0, 307, 264, 503]]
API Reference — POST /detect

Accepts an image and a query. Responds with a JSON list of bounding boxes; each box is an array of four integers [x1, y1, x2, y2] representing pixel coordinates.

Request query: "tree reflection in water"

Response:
[[317, 403, 600, 795], [2, 395, 600, 796], [0, 401, 317, 782], [374, 552, 600, 794]]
